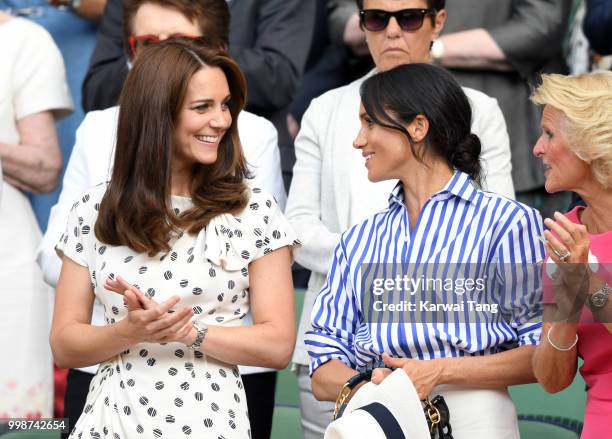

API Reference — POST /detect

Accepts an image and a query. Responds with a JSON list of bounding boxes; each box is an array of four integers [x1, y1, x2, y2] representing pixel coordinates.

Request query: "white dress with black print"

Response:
[[56, 183, 299, 439]]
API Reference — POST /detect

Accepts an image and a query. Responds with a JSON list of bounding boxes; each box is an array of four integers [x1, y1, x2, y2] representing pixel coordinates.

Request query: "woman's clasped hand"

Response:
[[105, 276, 195, 345]]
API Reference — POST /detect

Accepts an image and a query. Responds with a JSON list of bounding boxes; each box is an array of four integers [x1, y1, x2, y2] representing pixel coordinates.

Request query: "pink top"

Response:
[[542, 206, 612, 438]]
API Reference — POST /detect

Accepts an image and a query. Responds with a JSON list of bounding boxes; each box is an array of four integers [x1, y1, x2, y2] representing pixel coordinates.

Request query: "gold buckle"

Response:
[[423, 398, 441, 433], [333, 383, 354, 420]]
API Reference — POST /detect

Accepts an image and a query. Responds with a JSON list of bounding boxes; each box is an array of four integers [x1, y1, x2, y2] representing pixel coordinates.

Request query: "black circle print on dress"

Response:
[[174, 397, 183, 407], [164, 270, 172, 280], [153, 428, 163, 438], [182, 425, 192, 435], [204, 418, 213, 428], [147, 407, 157, 417], [166, 415, 175, 423], [155, 381, 164, 390]]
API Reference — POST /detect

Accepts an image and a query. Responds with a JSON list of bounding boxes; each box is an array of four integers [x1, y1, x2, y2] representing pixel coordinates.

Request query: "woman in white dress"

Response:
[[0, 12, 72, 418], [50, 39, 298, 438]]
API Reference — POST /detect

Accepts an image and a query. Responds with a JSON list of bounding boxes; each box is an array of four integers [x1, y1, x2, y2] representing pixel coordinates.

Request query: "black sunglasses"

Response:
[[359, 8, 437, 32]]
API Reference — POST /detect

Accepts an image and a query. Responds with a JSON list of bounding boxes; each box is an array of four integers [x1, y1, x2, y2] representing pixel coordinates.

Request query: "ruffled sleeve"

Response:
[[55, 189, 100, 267], [203, 187, 300, 271]]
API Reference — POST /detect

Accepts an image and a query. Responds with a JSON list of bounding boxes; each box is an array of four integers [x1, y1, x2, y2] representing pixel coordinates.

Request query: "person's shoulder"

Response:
[[308, 74, 366, 109], [476, 189, 541, 225], [82, 105, 120, 127], [5, 16, 46, 36], [70, 182, 108, 215], [236, 110, 276, 145], [242, 184, 280, 213], [462, 86, 500, 112], [237, 110, 275, 131], [8, 17, 56, 52]]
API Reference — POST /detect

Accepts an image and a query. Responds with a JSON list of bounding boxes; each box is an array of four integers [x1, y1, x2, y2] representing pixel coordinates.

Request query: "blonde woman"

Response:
[[531, 71, 612, 439]]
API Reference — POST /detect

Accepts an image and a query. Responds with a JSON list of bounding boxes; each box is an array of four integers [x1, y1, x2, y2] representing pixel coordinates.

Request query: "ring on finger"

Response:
[[550, 246, 564, 259], [559, 250, 571, 262]]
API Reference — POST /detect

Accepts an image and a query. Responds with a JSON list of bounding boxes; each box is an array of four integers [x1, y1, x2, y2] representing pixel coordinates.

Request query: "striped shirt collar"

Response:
[[388, 170, 477, 208]]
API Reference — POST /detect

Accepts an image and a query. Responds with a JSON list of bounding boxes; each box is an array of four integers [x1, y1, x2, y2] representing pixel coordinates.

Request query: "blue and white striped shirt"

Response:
[[306, 171, 544, 375]]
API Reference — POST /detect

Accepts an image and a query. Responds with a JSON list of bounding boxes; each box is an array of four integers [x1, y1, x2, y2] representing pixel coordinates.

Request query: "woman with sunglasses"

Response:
[[50, 39, 298, 439], [531, 71, 612, 439], [286, 0, 515, 436], [305, 63, 543, 438]]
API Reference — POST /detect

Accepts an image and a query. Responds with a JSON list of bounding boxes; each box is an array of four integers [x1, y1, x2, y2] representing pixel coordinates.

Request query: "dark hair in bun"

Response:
[[360, 63, 483, 187]]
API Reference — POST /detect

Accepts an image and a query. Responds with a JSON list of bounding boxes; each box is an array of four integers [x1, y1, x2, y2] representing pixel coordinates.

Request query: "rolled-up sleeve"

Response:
[[305, 238, 360, 375], [495, 207, 545, 346]]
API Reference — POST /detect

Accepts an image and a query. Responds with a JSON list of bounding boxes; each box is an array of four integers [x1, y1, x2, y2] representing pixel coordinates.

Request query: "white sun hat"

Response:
[[324, 369, 431, 439]]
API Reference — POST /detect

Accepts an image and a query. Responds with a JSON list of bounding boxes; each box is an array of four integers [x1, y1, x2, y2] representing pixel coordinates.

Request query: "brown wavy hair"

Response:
[[95, 39, 249, 255]]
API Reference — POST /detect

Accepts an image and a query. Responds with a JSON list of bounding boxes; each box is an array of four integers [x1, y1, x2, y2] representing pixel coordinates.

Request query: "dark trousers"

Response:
[[62, 369, 92, 438], [62, 368, 277, 439], [243, 371, 277, 439]]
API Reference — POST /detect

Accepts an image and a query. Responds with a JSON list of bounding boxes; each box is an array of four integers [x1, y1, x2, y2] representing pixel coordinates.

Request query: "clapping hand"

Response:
[[542, 212, 591, 318], [543, 212, 590, 266], [105, 276, 194, 345]]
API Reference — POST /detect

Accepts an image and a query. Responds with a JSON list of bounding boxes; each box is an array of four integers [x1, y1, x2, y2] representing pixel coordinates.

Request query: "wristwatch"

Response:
[[187, 320, 208, 351], [430, 39, 445, 64], [588, 283, 611, 310]]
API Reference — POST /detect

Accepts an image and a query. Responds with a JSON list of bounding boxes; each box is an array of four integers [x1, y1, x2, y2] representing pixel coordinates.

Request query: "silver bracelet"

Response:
[[546, 325, 578, 352]]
